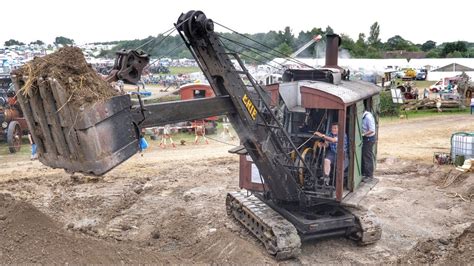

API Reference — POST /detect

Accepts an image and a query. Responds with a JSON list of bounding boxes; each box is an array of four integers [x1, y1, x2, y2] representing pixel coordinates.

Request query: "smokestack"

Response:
[[324, 34, 341, 68]]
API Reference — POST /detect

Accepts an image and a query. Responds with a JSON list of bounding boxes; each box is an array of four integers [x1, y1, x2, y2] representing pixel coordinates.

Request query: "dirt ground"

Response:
[[0, 114, 473, 264]]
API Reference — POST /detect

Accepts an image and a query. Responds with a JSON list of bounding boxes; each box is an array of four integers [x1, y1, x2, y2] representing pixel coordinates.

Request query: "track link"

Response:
[[344, 205, 382, 245], [226, 191, 301, 260]]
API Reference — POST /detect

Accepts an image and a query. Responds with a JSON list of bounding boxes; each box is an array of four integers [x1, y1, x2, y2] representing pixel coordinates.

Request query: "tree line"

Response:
[[97, 22, 474, 61], [3, 36, 74, 47], [5, 23, 474, 61]]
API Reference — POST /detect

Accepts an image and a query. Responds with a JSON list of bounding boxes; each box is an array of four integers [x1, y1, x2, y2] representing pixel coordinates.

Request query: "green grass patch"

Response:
[[0, 137, 32, 156], [393, 78, 435, 89], [380, 107, 469, 122], [412, 80, 436, 88], [142, 94, 181, 104], [159, 66, 201, 75]]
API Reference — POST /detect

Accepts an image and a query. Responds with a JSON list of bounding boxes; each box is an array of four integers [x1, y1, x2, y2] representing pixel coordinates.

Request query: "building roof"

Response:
[[432, 63, 474, 72], [178, 83, 211, 91], [279, 80, 381, 111], [302, 79, 380, 104], [383, 51, 427, 59]]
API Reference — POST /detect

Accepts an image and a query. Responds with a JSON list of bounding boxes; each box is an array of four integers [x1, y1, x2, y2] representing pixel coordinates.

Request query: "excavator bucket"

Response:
[[12, 76, 140, 175]]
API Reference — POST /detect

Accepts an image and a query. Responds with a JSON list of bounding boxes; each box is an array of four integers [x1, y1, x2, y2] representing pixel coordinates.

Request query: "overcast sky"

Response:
[[2, 0, 472, 45]]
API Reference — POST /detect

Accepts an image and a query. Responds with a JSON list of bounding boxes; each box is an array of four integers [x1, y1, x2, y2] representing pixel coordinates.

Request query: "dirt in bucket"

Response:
[[13, 46, 118, 108]]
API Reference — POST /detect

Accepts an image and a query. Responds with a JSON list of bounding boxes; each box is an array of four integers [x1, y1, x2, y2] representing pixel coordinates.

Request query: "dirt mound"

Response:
[[444, 223, 474, 263], [13, 46, 117, 107], [398, 223, 473, 264], [0, 193, 166, 264]]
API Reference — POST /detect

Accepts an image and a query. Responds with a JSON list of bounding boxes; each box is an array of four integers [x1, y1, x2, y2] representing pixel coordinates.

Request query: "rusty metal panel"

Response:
[[335, 109, 346, 201], [300, 86, 344, 110], [299, 80, 381, 106], [179, 83, 215, 100], [239, 155, 265, 192], [264, 84, 279, 106]]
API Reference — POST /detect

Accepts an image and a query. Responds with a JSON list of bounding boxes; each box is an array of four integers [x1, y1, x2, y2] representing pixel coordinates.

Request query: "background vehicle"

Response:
[[416, 69, 427, 80], [430, 76, 461, 92], [179, 83, 218, 134], [0, 73, 28, 153], [402, 68, 417, 80]]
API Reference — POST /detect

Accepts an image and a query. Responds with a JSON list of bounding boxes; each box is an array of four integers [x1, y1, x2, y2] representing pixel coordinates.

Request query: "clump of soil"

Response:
[[398, 223, 474, 264], [0, 193, 166, 264], [13, 46, 117, 107]]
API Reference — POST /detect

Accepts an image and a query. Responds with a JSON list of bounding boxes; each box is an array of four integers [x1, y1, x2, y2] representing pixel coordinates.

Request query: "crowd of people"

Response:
[[141, 74, 193, 87]]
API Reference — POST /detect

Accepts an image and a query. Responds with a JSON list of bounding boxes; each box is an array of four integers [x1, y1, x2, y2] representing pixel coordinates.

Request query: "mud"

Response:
[[0, 114, 472, 263], [13, 46, 117, 107]]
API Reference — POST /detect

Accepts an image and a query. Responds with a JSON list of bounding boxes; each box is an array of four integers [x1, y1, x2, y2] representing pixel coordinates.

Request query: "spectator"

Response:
[[423, 88, 429, 99], [193, 120, 209, 145], [28, 133, 38, 160], [470, 96, 474, 115], [361, 107, 376, 181], [436, 95, 442, 112], [160, 124, 176, 148]]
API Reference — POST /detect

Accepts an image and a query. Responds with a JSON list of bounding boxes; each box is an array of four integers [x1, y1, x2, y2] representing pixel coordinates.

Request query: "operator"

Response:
[[314, 122, 348, 184], [361, 104, 376, 181]]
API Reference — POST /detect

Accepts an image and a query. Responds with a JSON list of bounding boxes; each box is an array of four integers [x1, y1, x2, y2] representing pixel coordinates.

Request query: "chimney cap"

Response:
[[326, 34, 342, 47]]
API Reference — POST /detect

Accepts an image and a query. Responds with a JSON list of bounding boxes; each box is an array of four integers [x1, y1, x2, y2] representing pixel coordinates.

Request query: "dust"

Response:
[[13, 46, 117, 107]]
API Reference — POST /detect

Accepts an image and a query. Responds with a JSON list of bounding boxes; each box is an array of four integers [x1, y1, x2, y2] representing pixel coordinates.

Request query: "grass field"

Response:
[[393, 78, 435, 89], [412, 80, 436, 88], [0, 138, 31, 156], [381, 107, 470, 122], [160, 66, 201, 75]]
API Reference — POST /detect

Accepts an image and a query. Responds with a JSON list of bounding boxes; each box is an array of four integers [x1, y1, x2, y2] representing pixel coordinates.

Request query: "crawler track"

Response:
[[226, 191, 301, 260]]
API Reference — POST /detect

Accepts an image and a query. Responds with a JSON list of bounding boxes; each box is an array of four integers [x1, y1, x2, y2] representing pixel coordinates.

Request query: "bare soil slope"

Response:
[[0, 114, 472, 263]]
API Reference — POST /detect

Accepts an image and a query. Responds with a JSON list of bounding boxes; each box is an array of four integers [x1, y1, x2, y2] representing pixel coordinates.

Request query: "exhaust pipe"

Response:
[[324, 34, 341, 68]]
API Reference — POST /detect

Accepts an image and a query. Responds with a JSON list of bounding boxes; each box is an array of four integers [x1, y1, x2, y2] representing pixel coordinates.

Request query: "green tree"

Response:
[[447, 51, 463, 58], [278, 26, 294, 48], [325, 26, 334, 35], [421, 40, 436, 52], [368, 22, 381, 47], [455, 41, 467, 52], [277, 42, 293, 55], [4, 39, 25, 46], [54, 36, 74, 46], [379, 91, 400, 117], [30, 40, 44, 45], [467, 49, 474, 58], [351, 33, 367, 57], [177, 49, 191, 58], [366, 46, 382, 58], [385, 35, 408, 50], [426, 49, 440, 58], [340, 34, 355, 52], [385, 35, 419, 52], [441, 41, 467, 57]]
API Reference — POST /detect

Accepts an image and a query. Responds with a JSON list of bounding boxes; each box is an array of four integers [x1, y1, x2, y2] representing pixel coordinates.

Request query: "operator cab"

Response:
[[239, 35, 381, 203]]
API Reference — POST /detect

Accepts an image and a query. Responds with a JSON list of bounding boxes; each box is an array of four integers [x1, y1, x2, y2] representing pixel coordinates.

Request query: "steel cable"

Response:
[[214, 21, 316, 70]]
